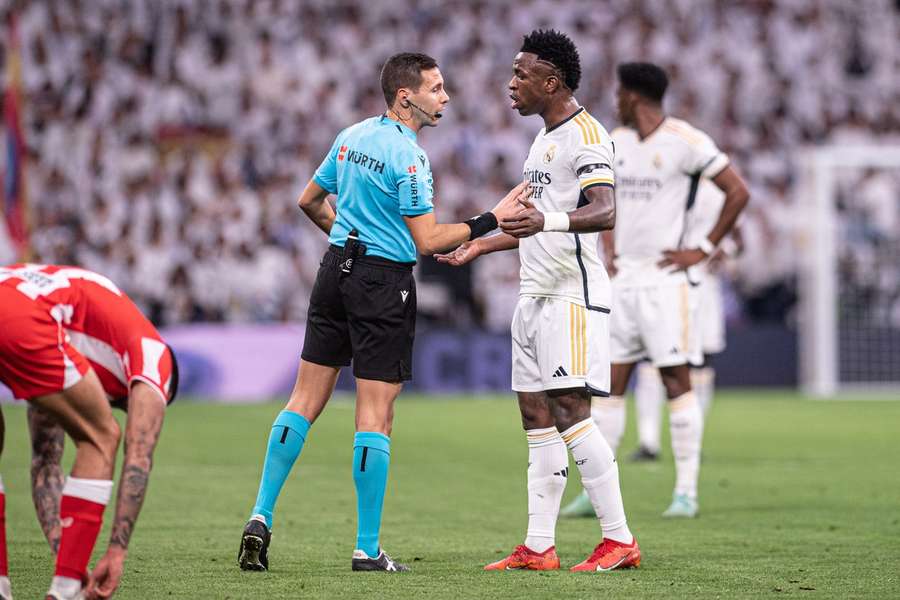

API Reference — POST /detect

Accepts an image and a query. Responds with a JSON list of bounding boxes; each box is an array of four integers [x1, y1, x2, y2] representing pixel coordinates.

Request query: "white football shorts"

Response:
[[610, 281, 702, 368], [511, 295, 610, 395]]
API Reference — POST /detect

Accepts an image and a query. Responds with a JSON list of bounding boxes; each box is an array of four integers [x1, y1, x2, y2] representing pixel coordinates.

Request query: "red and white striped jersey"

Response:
[[0, 263, 176, 403]]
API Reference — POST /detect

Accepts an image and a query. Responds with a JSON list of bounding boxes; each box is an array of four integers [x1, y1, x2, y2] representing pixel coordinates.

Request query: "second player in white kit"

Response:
[[630, 181, 738, 464], [563, 62, 749, 520]]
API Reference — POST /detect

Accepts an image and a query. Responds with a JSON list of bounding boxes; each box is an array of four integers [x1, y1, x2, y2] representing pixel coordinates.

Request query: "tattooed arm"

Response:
[[87, 381, 166, 600], [27, 405, 66, 554]]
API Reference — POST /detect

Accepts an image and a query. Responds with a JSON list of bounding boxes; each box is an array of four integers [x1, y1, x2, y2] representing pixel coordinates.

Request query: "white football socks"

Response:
[[523, 427, 568, 553], [48, 575, 82, 600], [590, 395, 626, 455], [668, 391, 703, 499], [635, 362, 665, 453], [561, 418, 633, 544], [691, 366, 716, 419]]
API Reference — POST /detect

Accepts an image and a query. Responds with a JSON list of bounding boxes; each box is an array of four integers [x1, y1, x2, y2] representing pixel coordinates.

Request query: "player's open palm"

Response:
[[435, 241, 480, 266], [85, 549, 125, 599], [491, 181, 530, 222]]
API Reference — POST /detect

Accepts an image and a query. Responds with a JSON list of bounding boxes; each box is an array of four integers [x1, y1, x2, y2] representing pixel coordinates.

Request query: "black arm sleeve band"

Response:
[[465, 212, 498, 240]]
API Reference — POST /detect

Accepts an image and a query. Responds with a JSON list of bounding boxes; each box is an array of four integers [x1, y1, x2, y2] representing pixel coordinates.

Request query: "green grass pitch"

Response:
[[2, 391, 899, 599]]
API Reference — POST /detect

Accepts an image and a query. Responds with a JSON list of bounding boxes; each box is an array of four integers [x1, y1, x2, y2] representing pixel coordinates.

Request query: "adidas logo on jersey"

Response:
[[553, 467, 568, 478], [551, 366, 568, 378]]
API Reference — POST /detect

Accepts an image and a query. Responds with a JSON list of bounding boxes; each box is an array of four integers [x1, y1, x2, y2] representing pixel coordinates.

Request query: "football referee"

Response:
[[238, 52, 527, 573]]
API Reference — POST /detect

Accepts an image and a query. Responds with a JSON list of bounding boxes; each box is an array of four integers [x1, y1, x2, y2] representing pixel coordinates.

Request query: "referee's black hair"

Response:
[[520, 29, 581, 92], [616, 62, 669, 103], [380, 52, 439, 106]]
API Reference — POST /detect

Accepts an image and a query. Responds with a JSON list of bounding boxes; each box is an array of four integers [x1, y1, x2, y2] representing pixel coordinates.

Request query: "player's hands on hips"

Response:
[[657, 248, 706, 270], [435, 241, 481, 266], [499, 196, 544, 238], [491, 181, 531, 222], [85, 546, 126, 599]]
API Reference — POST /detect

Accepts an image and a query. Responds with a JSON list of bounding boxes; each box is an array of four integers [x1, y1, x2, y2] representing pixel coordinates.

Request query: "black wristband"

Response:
[[465, 212, 498, 240]]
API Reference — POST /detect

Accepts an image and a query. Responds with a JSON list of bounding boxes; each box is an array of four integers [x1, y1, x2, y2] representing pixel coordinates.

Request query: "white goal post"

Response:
[[798, 145, 900, 397]]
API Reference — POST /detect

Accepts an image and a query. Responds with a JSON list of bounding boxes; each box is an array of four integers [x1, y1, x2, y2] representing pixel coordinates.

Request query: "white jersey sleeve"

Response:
[[672, 120, 729, 178], [574, 136, 616, 192]]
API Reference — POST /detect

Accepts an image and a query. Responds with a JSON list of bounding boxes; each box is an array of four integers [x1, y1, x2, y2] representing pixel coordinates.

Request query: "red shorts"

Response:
[[0, 288, 91, 400]]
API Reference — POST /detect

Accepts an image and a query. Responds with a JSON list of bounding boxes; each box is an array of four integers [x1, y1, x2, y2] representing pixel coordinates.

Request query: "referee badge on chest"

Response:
[[543, 144, 557, 164]]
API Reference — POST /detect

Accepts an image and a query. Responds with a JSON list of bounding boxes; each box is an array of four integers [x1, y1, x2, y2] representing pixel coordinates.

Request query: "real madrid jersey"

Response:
[[610, 117, 729, 287], [518, 107, 615, 311]]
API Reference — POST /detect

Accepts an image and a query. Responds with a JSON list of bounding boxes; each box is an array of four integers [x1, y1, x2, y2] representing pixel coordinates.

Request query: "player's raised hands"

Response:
[[491, 181, 531, 222], [435, 240, 481, 266]]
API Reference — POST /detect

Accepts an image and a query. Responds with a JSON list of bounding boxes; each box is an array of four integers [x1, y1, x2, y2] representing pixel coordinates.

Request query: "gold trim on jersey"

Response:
[[663, 120, 704, 146], [573, 114, 592, 145], [580, 176, 615, 189], [575, 112, 602, 145], [569, 303, 587, 376]]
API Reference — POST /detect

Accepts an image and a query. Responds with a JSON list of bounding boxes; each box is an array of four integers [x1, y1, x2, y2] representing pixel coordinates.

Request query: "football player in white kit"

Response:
[[564, 62, 749, 520], [437, 30, 639, 572], [626, 181, 740, 465]]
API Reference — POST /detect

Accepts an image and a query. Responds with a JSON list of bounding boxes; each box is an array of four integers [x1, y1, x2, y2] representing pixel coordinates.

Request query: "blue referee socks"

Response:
[[251, 410, 311, 529], [353, 432, 391, 557]]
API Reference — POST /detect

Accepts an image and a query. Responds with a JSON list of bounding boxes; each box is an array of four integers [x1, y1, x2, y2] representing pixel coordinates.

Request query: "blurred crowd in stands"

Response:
[[1, 0, 898, 330]]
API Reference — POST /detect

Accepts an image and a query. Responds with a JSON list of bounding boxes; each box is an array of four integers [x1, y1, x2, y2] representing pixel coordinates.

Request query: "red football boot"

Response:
[[570, 538, 641, 572], [484, 544, 561, 571]]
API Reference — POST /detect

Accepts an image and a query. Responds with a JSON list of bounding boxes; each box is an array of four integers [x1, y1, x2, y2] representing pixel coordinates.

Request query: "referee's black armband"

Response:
[[465, 212, 498, 240]]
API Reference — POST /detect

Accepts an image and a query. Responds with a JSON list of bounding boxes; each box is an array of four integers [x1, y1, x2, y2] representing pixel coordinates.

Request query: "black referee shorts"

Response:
[[301, 245, 417, 382]]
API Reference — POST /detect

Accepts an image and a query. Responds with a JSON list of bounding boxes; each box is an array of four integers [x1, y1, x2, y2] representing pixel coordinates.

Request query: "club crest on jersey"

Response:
[[653, 153, 663, 169], [543, 144, 557, 164]]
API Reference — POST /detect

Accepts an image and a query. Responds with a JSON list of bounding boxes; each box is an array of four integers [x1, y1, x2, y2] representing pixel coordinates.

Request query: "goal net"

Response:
[[798, 146, 900, 397]]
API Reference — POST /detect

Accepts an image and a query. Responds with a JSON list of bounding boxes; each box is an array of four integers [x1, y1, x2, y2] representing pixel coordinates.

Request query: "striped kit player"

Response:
[[0, 263, 178, 599]]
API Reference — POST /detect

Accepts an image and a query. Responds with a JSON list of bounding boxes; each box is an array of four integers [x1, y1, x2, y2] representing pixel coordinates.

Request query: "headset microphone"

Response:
[[406, 99, 442, 120]]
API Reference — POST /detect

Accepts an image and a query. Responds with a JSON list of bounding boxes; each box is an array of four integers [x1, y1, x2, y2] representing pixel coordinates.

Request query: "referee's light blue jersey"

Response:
[[313, 115, 434, 263]]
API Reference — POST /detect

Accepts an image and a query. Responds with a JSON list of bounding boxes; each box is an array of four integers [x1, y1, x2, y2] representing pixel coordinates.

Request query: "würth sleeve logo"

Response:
[[338, 146, 348, 161]]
